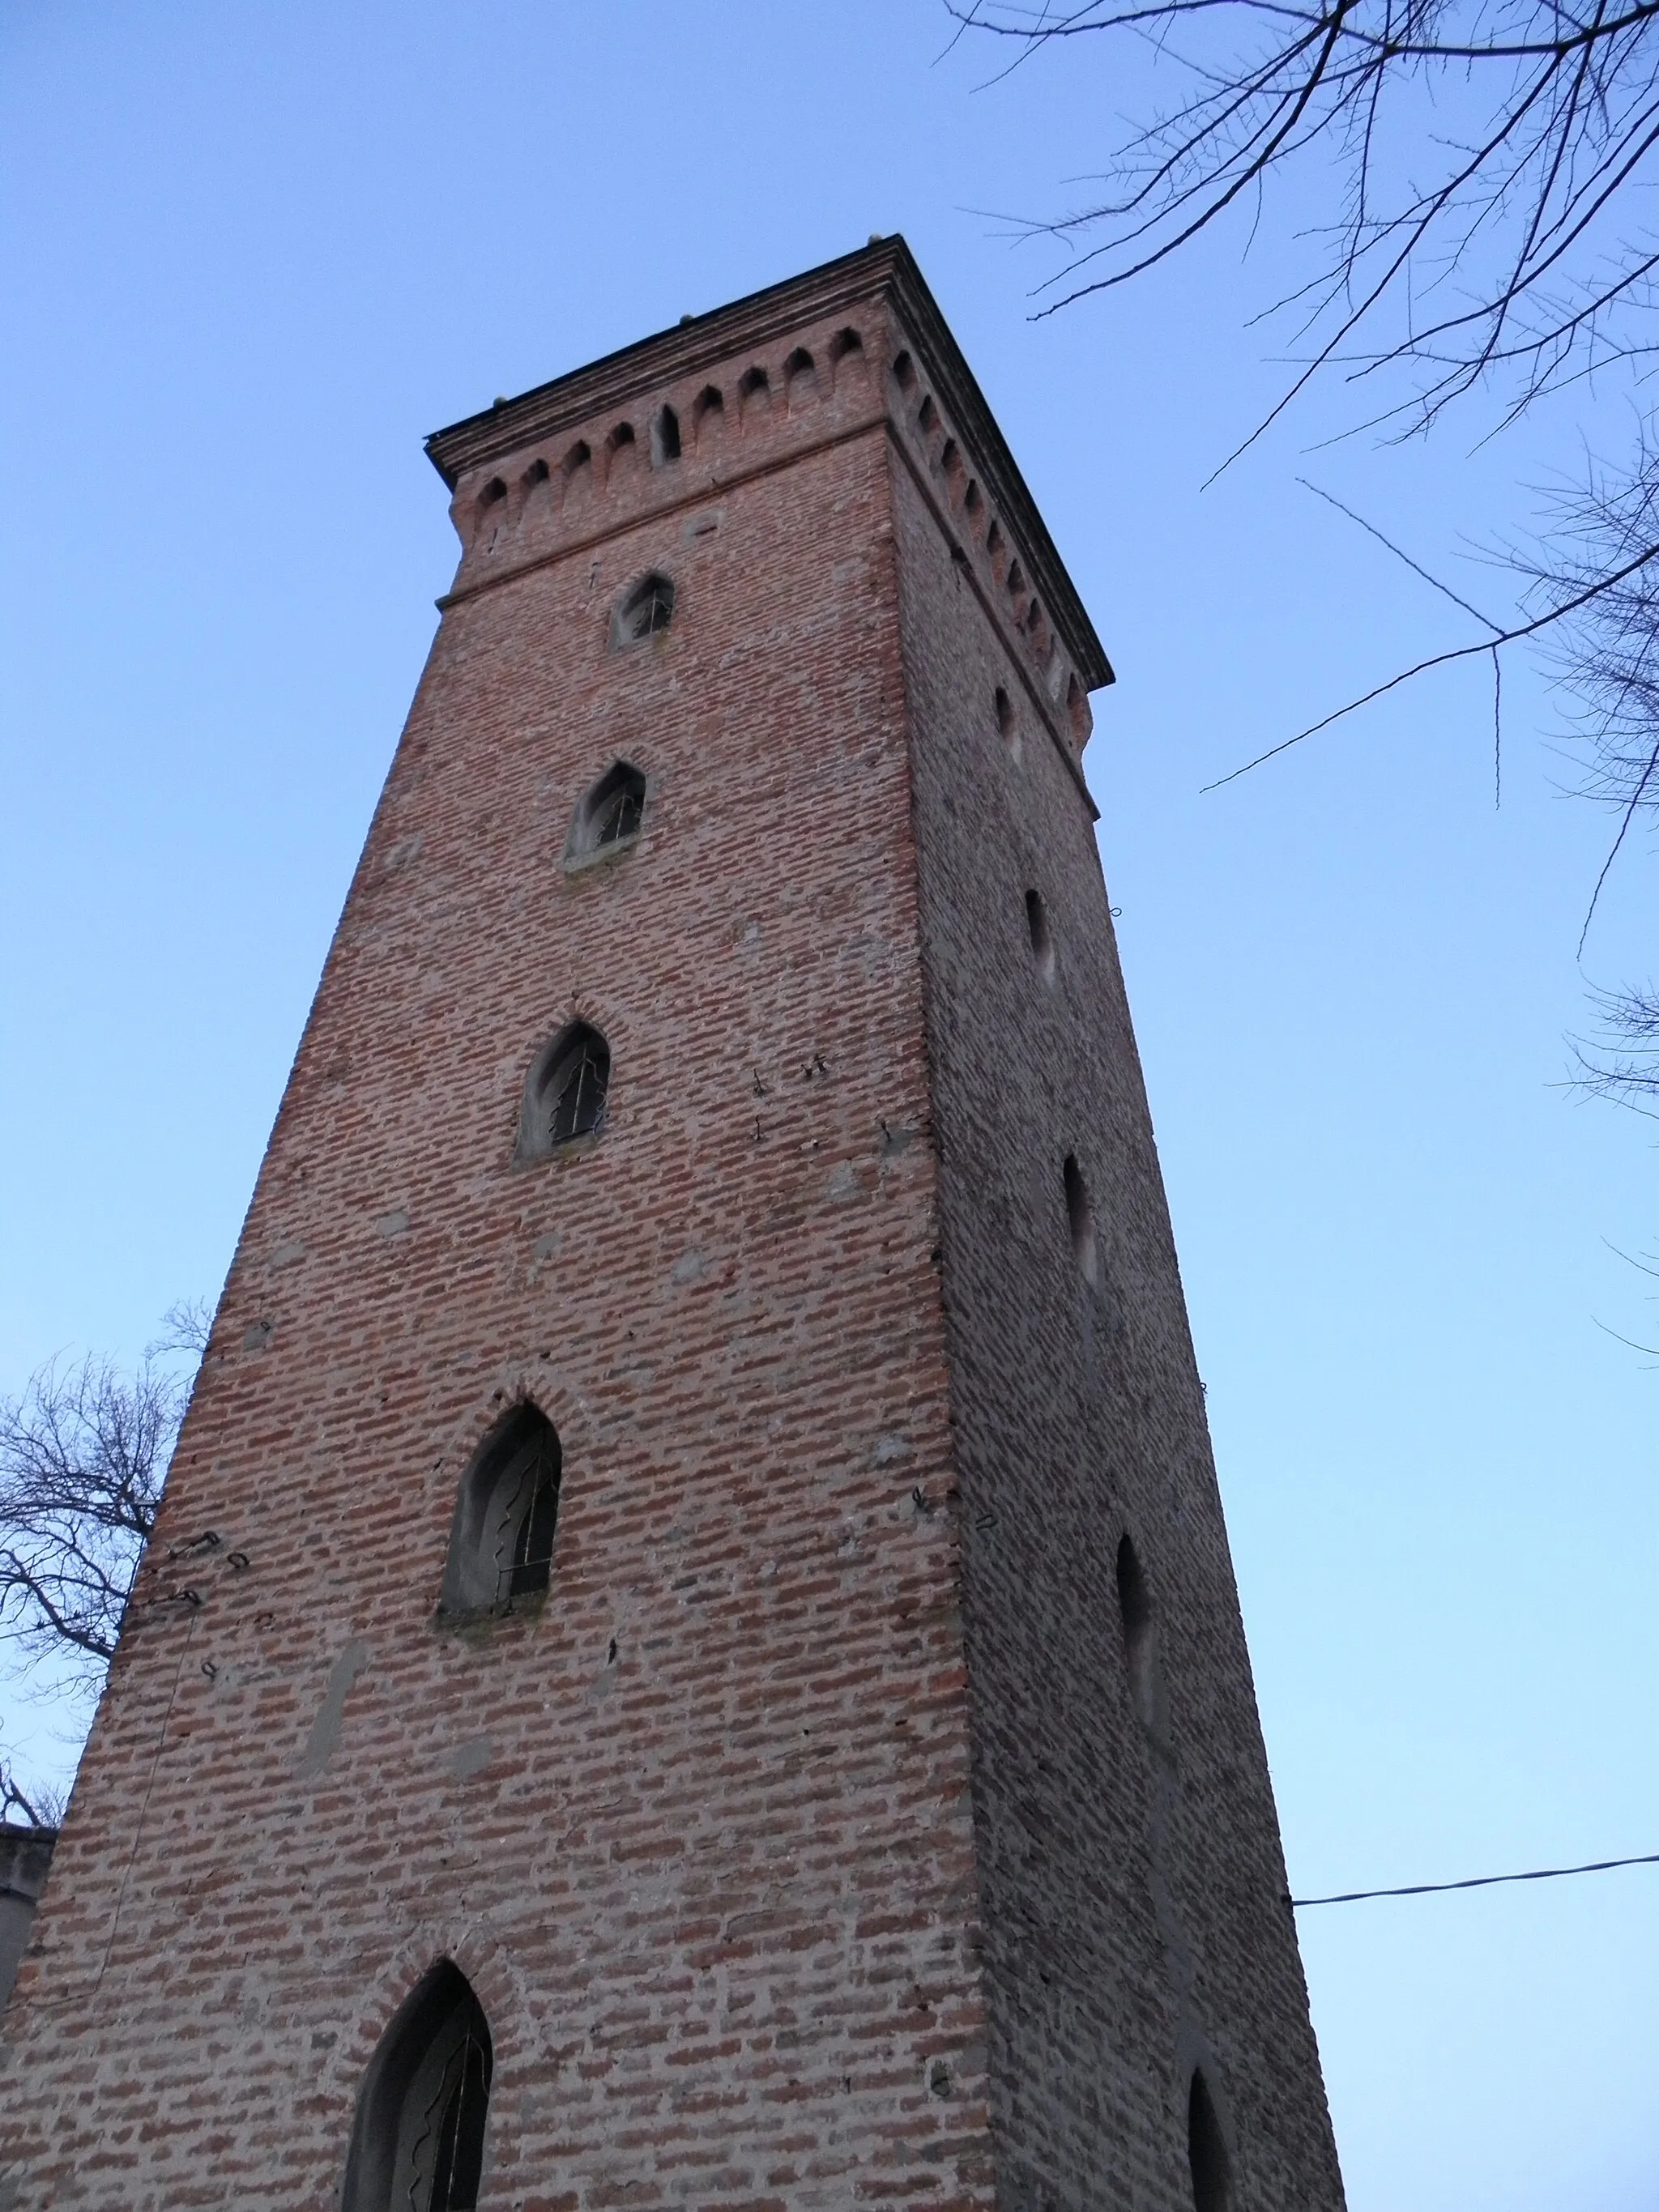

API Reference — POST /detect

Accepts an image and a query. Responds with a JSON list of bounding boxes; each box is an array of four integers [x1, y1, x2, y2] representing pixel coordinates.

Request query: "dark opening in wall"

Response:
[[519, 1023, 611, 1157], [890, 348, 916, 391], [1063, 1154, 1098, 1285], [567, 761, 646, 862], [341, 1960, 493, 2212], [1026, 889, 1056, 983], [1188, 2070, 1231, 2212], [441, 1403, 563, 1616], [612, 571, 675, 646], [994, 685, 1019, 761], [1115, 1533, 1166, 1739], [740, 365, 771, 418]]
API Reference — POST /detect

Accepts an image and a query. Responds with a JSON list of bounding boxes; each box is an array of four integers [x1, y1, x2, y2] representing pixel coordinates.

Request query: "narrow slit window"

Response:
[[1026, 889, 1056, 983], [341, 1960, 493, 2212], [995, 685, 1019, 761], [1063, 1154, 1098, 1285], [1188, 2071, 1231, 2212], [520, 1023, 611, 1158], [1115, 1533, 1165, 1740], [441, 1403, 564, 1615]]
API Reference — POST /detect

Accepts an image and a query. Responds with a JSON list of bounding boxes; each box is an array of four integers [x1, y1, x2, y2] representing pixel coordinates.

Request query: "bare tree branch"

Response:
[[954, 0, 1659, 433], [0, 1347, 196, 1694]]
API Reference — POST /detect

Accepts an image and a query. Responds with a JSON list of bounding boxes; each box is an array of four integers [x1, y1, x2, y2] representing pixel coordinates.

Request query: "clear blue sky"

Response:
[[2, 6, 1653, 2207]]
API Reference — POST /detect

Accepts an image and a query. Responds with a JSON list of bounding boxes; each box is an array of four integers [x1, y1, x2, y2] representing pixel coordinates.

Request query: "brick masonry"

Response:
[[0, 241, 1344, 2210]]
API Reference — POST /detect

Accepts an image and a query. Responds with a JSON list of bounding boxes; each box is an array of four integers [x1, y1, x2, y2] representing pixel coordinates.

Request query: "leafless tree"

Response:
[[1520, 438, 1659, 1105], [0, 1764, 66, 1831], [0, 1301, 208, 1693]]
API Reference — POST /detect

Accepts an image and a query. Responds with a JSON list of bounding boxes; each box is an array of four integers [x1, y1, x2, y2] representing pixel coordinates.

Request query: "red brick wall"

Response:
[[0, 245, 1342, 2212], [884, 352, 1345, 2208]]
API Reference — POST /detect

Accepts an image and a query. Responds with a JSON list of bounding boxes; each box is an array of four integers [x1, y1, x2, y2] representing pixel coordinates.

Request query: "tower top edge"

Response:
[[424, 236, 1113, 693]]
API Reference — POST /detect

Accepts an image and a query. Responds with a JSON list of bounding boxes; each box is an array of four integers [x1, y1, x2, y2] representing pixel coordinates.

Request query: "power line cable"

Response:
[[1290, 1850, 1659, 1908]]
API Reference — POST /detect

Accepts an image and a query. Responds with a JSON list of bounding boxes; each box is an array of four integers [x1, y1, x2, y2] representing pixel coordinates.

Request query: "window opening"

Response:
[[520, 1023, 611, 1159], [740, 365, 771, 416], [1026, 889, 1056, 983], [614, 572, 675, 645], [340, 1962, 493, 2212], [568, 761, 646, 862], [1115, 1533, 1165, 1739], [995, 685, 1019, 761], [591, 773, 642, 848], [548, 1034, 608, 1146], [1063, 1154, 1098, 1285], [1188, 2070, 1231, 2212], [441, 1403, 564, 1615]]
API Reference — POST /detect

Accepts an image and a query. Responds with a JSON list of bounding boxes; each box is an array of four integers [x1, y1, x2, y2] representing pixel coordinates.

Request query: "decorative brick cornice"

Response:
[[424, 236, 1112, 696]]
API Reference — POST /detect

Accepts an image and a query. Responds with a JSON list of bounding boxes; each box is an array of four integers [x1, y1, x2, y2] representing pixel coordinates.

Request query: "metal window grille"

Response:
[[407, 2002, 491, 2212], [625, 578, 673, 640], [486, 1428, 561, 1606], [547, 1039, 608, 1144], [591, 780, 643, 846]]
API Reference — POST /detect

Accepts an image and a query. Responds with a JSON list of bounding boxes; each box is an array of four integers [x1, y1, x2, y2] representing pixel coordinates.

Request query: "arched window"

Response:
[[1063, 1153, 1098, 1285], [341, 1961, 493, 2212], [740, 364, 771, 419], [1115, 1533, 1166, 1740], [650, 405, 680, 467], [519, 1023, 610, 1158], [441, 1403, 563, 1615], [612, 571, 674, 646], [567, 760, 646, 862], [1188, 2069, 1231, 2212]]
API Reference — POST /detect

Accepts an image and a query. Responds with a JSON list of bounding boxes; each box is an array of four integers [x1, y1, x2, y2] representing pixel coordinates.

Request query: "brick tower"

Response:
[[0, 241, 1345, 2211]]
